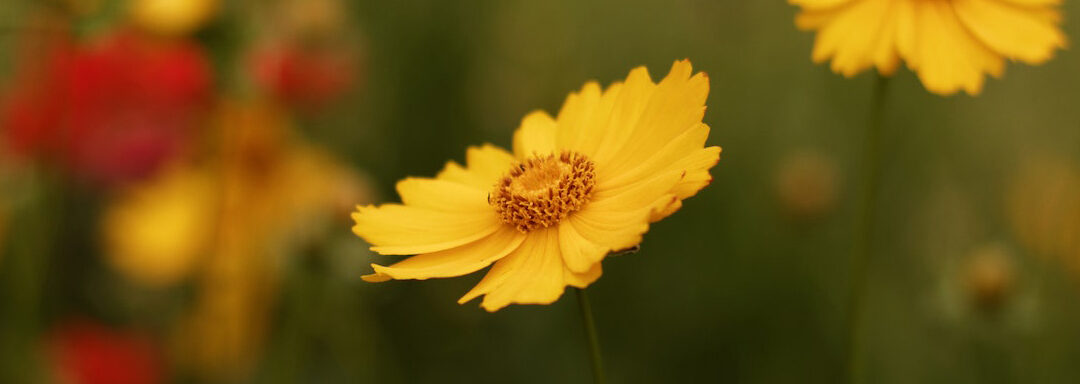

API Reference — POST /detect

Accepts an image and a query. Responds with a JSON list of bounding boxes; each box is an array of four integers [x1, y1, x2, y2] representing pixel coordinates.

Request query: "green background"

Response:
[[3, 0, 1080, 383]]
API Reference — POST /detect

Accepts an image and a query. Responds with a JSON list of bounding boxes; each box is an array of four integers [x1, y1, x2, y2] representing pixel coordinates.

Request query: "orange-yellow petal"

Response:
[[435, 144, 517, 190], [566, 204, 651, 255], [459, 228, 567, 312], [352, 204, 501, 255], [563, 259, 603, 288], [396, 177, 489, 212], [804, 0, 896, 77], [953, 0, 1065, 64], [512, 111, 558, 159], [592, 60, 708, 173], [362, 226, 526, 282], [558, 220, 610, 274], [910, 0, 1003, 95]]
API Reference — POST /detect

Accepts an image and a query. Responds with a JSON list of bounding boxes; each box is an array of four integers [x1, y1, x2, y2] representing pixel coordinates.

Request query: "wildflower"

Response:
[[173, 101, 372, 380], [251, 45, 359, 111], [130, 0, 219, 36], [102, 165, 216, 287], [47, 320, 163, 384], [791, 0, 1066, 95], [353, 60, 720, 311], [250, 0, 362, 112], [2, 30, 211, 186]]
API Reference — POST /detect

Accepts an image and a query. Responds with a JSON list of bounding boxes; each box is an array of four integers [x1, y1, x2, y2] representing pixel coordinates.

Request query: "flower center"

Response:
[[490, 151, 596, 232]]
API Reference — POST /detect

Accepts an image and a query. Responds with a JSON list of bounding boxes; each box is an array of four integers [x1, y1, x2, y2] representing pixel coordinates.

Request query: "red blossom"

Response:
[[252, 44, 356, 111], [48, 320, 163, 384], [2, 30, 212, 186]]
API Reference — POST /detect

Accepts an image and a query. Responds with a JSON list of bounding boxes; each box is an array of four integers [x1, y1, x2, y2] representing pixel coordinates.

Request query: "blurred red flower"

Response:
[[2, 30, 211, 186], [48, 320, 163, 384], [252, 44, 357, 111]]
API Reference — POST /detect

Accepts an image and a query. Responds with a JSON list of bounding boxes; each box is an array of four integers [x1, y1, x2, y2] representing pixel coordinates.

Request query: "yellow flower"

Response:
[[102, 165, 216, 287], [353, 60, 720, 312], [130, 0, 218, 36], [792, 0, 1066, 95], [173, 100, 374, 380], [1007, 156, 1080, 270]]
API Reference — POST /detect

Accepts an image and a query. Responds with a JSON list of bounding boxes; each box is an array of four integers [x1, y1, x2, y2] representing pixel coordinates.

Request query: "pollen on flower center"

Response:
[[490, 151, 596, 232]]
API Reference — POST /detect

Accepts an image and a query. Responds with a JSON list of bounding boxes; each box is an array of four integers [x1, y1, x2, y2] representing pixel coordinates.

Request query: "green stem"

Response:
[[0, 170, 59, 383], [576, 287, 606, 384], [846, 75, 891, 384]]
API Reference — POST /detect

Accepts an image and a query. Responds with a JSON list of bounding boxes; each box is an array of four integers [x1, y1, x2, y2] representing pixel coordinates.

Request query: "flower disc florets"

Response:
[[490, 151, 596, 232]]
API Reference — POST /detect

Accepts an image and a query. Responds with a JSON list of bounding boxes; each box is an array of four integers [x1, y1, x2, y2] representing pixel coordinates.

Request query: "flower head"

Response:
[[47, 320, 163, 384], [792, 0, 1066, 95], [353, 60, 720, 311], [102, 165, 216, 287], [2, 30, 212, 186], [130, 0, 219, 37]]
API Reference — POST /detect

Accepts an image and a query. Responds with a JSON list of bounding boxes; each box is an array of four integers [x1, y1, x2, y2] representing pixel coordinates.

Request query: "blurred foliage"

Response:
[[1, 0, 1080, 383]]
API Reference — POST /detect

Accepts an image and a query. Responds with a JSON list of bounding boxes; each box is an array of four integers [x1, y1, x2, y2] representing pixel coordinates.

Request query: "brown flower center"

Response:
[[490, 151, 596, 232]]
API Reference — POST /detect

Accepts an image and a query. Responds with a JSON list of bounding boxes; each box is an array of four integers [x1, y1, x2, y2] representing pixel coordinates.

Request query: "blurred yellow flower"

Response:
[[354, 60, 721, 312], [792, 0, 1066, 95], [130, 0, 218, 36], [1007, 156, 1080, 271], [173, 100, 372, 380], [102, 165, 216, 287]]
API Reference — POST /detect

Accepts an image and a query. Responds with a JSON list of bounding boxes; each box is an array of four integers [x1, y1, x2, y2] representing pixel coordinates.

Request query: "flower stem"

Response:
[[575, 287, 606, 384], [847, 75, 891, 384]]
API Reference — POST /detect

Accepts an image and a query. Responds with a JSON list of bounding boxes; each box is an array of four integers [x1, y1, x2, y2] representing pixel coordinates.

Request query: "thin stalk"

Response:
[[576, 287, 606, 384], [846, 75, 891, 384]]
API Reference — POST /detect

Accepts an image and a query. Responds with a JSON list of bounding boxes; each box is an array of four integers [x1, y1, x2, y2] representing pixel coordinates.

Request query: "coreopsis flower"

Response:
[[102, 165, 216, 287], [130, 0, 219, 36], [47, 321, 163, 384], [791, 0, 1066, 95], [173, 100, 372, 380], [353, 60, 720, 311], [2, 30, 211, 186]]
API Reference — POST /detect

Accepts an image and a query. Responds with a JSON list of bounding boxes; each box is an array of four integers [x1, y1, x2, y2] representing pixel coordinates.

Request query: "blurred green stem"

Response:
[[0, 170, 59, 383], [576, 287, 605, 384], [847, 75, 891, 384]]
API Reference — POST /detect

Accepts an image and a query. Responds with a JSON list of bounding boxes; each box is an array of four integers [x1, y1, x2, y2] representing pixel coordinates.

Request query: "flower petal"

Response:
[[592, 60, 708, 173], [597, 123, 714, 192], [567, 204, 652, 254], [670, 146, 722, 200], [953, 0, 1065, 64], [512, 110, 557, 159], [435, 144, 517, 190], [801, 0, 897, 78], [564, 259, 602, 288], [558, 220, 610, 273], [352, 204, 502, 255], [458, 228, 567, 312], [362, 226, 526, 282], [591, 165, 685, 213], [396, 177, 490, 212], [910, 1, 1003, 95], [464, 144, 517, 185]]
